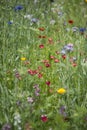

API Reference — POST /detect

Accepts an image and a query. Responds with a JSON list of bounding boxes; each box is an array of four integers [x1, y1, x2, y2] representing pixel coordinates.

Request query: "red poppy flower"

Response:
[[41, 115, 48, 122], [38, 73, 43, 78], [46, 81, 51, 86], [33, 70, 38, 74], [54, 59, 59, 63], [38, 27, 45, 31], [42, 35, 46, 38], [28, 69, 38, 75], [28, 69, 33, 75], [62, 55, 66, 59], [38, 35, 46, 38], [39, 44, 44, 49], [68, 20, 74, 24], [50, 55, 55, 60], [38, 35, 42, 38], [72, 63, 77, 67], [45, 63, 51, 67]]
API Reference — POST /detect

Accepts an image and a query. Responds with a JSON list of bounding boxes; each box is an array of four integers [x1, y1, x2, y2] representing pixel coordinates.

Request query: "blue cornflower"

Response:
[[8, 21, 13, 25], [14, 5, 23, 11], [79, 28, 86, 33]]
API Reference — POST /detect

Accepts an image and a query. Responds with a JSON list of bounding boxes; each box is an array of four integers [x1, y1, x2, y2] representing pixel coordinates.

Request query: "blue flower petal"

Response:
[[14, 5, 23, 11]]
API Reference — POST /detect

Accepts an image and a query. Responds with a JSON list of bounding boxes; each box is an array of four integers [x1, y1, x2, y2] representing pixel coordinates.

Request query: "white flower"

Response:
[[72, 27, 78, 32], [24, 14, 33, 19], [50, 19, 56, 25]]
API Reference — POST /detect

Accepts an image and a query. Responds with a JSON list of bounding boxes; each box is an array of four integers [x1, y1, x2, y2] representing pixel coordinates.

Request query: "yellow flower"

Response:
[[85, 0, 87, 2], [57, 88, 66, 94], [21, 57, 26, 61]]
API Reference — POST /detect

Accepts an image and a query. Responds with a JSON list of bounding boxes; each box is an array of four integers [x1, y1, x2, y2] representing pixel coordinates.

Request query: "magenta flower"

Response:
[[46, 81, 51, 86], [41, 115, 48, 122], [39, 44, 44, 49]]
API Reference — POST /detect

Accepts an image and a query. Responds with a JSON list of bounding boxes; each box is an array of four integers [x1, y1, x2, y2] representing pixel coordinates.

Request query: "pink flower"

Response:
[[54, 59, 59, 63], [46, 81, 51, 86], [72, 63, 77, 67], [28, 69, 38, 75], [41, 115, 48, 122], [45, 63, 51, 67], [50, 55, 55, 60], [39, 44, 44, 49], [38, 73, 43, 78], [62, 55, 66, 59]]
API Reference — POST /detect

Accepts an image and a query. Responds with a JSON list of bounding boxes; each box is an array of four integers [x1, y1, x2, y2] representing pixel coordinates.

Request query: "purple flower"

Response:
[[59, 106, 67, 117], [33, 84, 40, 96], [64, 43, 74, 52], [33, 84, 39, 89], [60, 49, 66, 55], [2, 123, 11, 130], [16, 100, 21, 106], [14, 5, 23, 11], [31, 18, 39, 23], [35, 91, 40, 96], [36, 87, 40, 92]]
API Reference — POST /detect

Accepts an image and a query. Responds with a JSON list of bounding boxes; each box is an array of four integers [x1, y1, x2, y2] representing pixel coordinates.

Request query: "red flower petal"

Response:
[[46, 81, 51, 86], [38, 27, 45, 31], [62, 55, 66, 59], [39, 44, 44, 49], [38, 73, 43, 78], [72, 63, 77, 67], [54, 59, 59, 63], [50, 55, 55, 60], [38, 35, 46, 38], [45, 63, 51, 67], [41, 115, 48, 122], [68, 20, 74, 24]]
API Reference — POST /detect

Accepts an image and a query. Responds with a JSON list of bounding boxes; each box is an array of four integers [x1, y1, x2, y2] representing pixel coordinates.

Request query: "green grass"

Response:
[[0, 0, 87, 130]]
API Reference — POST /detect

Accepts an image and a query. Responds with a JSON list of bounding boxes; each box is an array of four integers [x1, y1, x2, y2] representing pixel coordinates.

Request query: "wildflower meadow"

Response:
[[0, 0, 87, 130]]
